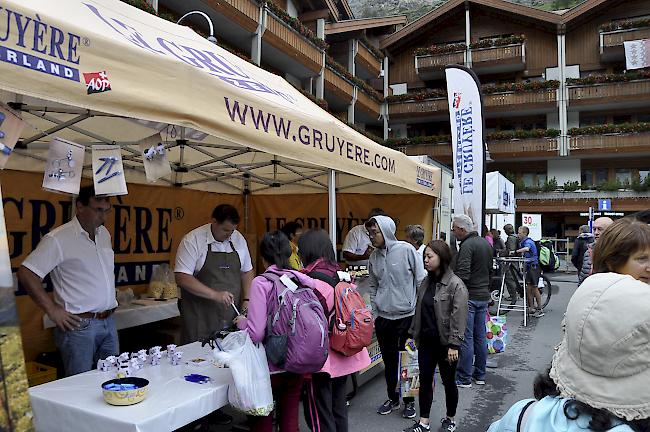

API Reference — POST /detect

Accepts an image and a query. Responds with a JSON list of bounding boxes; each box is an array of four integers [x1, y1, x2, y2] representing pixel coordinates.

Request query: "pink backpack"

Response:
[[311, 272, 373, 357]]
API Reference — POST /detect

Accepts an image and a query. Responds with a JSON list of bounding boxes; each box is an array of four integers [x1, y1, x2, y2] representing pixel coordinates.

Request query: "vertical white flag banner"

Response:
[[138, 133, 172, 182], [624, 39, 650, 70], [0, 183, 12, 287], [42, 138, 85, 195], [445, 66, 486, 233], [0, 104, 25, 170], [92, 145, 128, 196]]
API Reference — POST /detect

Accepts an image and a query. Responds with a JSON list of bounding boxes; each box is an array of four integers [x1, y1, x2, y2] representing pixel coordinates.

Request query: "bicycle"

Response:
[[488, 257, 552, 316]]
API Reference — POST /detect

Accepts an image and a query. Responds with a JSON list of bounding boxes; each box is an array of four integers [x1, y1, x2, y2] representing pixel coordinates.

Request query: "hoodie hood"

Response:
[[372, 215, 397, 249]]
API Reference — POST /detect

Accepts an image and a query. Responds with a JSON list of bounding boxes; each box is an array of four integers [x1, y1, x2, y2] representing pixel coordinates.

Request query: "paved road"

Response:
[[344, 276, 577, 432], [202, 275, 578, 432]]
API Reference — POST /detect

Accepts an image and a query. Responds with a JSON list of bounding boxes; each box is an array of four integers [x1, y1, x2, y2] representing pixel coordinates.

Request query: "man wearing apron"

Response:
[[175, 204, 254, 425]]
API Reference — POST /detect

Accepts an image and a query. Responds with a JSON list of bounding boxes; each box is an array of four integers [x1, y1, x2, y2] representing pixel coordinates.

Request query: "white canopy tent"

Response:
[[0, 0, 441, 246]]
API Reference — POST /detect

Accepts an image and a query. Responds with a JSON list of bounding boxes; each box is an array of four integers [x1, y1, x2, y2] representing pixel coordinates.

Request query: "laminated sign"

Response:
[[398, 350, 421, 399], [92, 145, 128, 196], [42, 138, 85, 195], [138, 133, 172, 182], [0, 104, 25, 170]]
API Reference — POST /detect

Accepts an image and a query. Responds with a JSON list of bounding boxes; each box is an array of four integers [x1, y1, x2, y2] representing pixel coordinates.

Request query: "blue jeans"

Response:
[[456, 300, 489, 384], [54, 316, 119, 376]]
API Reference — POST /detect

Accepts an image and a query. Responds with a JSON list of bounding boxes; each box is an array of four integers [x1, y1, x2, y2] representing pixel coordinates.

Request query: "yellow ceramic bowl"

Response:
[[101, 377, 149, 406]]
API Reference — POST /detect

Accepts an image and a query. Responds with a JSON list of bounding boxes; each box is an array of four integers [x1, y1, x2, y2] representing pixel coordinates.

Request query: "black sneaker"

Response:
[[441, 418, 457, 432], [402, 401, 416, 419], [377, 399, 400, 415], [208, 409, 233, 425], [403, 421, 431, 432]]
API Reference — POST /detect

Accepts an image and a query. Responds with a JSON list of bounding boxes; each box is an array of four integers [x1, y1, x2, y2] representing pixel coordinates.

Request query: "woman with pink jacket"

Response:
[[298, 229, 371, 432], [235, 231, 316, 432]]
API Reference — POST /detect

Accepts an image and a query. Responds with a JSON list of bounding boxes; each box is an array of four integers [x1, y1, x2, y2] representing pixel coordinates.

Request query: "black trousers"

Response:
[[303, 373, 349, 432], [418, 337, 458, 419], [375, 316, 414, 404]]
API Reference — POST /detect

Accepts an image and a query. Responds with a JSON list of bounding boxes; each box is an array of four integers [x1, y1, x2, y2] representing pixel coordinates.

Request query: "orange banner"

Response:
[[2, 170, 434, 360]]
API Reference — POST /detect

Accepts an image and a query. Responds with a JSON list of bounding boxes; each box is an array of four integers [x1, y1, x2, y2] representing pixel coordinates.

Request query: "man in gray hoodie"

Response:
[[366, 215, 426, 419]]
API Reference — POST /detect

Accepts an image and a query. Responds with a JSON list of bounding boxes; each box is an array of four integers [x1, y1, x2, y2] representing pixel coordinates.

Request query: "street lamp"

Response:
[[176, 11, 217, 44]]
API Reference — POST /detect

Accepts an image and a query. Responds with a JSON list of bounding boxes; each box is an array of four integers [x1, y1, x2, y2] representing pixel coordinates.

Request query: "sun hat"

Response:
[[549, 272, 650, 421]]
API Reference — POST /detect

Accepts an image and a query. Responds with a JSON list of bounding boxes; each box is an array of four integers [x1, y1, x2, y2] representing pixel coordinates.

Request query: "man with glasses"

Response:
[[18, 185, 117, 376], [366, 215, 426, 419], [342, 208, 385, 268]]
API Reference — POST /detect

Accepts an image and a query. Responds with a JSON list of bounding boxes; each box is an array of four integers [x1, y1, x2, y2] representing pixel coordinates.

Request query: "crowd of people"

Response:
[[16, 183, 650, 432]]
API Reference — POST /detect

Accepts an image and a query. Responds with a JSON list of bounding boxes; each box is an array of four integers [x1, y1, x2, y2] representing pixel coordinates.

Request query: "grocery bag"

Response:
[[213, 331, 274, 416], [397, 350, 421, 399], [486, 314, 508, 354]]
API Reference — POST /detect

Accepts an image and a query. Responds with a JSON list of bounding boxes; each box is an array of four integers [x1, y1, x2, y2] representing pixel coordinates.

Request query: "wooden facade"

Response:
[[264, 11, 324, 74], [568, 79, 650, 107], [205, 0, 260, 32]]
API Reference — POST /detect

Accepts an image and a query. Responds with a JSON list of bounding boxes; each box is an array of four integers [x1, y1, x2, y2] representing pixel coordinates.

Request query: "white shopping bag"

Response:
[[213, 331, 274, 416]]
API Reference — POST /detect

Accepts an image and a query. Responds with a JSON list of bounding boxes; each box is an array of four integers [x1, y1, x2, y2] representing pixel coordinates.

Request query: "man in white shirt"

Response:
[[174, 204, 254, 344], [18, 186, 117, 376], [405, 224, 426, 275], [342, 208, 385, 267]]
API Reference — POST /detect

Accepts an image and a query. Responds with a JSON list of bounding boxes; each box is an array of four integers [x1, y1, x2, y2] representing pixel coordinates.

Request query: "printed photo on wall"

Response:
[[0, 182, 34, 431], [92, 145, 128, 196], [0, 104, 25, 170], [42, 137, 85, 195], [138, 133, 172, 182]]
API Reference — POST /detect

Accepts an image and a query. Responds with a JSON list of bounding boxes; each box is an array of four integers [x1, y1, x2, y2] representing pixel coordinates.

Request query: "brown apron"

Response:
[[180, 241, 241, 344]]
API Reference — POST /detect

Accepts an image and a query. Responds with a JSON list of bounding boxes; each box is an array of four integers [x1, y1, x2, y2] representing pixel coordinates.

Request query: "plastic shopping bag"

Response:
[[213, 331, 274, 416], [397, 350, 421, 399], [486, 314, 508, 354]]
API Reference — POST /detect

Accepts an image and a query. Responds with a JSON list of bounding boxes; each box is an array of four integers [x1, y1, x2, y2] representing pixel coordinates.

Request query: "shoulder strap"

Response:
[[517, 400, 536, 432], [309, 271, 339, 288]]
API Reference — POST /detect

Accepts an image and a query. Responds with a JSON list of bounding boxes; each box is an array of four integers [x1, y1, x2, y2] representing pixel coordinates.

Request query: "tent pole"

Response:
[[328, 170, 337, 256]]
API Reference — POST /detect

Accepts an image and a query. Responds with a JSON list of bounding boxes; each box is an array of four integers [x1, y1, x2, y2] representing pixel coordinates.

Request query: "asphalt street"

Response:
[[343, 274, 578, 432], [195, 273, 579, 432]]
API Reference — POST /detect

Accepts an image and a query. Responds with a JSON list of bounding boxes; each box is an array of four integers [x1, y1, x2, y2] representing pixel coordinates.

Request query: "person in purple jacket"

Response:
[[234, 231, 314, 432]]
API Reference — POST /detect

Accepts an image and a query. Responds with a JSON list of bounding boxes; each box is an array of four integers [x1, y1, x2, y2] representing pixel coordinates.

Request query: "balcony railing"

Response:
[[484, 89, 557, 109], [569, 132, 650, 152], [356, 43, 382, 78], [389, 87, 556, 118], [356, 89, 381, 117], [415, 51, 465, 79], [471, 43, 525, 72], [601, 27, 650, 50], [568, 79, 650, 105], [222, 0, 260, 24], [264, 11, 324, 73], [396, 137, 558, 160], [325, 67, 354, 102], [389, 98, 448, 118]]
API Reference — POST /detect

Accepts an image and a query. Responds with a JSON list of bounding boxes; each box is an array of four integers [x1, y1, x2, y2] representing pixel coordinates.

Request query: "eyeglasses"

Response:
[[89, 205, 112, 215]]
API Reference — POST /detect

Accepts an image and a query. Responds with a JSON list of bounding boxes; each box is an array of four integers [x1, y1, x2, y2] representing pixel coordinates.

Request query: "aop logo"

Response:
[[83, 71, 112, 94]]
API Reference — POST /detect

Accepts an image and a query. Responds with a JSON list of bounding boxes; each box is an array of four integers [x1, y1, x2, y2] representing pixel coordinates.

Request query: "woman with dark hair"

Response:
[[404, 240, 468, 432], [235, 231, 315, 432], [488, 273, 650, 432], [281, 221, 304, 270], [298, 229, 370, 432], [592, 218, 650, 284]]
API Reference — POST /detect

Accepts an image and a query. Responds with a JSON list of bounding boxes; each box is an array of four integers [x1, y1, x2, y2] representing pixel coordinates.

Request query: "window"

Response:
[[613, 115, 631, 124], [522, 172, 546, 187], [639, 169, 650, 181], [616, 169, 632, 184], [582, 169, 609, 187]]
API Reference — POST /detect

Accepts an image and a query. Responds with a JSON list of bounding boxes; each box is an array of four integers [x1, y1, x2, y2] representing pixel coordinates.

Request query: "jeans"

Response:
[[456, 300, 489, 384], [54, 316, 119, 376]]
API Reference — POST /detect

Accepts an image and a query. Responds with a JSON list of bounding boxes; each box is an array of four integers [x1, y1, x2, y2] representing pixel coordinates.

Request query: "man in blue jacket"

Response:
[[516, 226, 544, 318]]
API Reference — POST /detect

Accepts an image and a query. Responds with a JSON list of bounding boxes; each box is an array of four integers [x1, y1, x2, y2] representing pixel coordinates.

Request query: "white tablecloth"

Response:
[[43, 299, 180, 330], [29, 342, 231, 432]]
